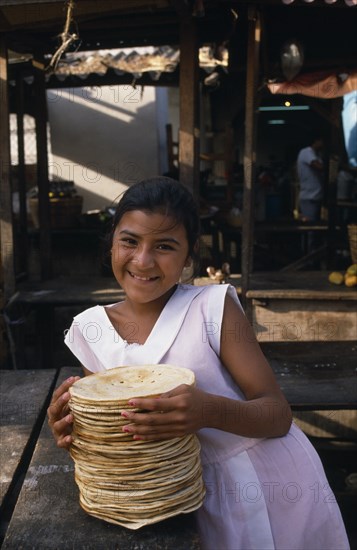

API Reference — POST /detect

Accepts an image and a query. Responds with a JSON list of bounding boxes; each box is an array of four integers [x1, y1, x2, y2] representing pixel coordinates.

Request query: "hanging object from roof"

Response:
[[282, 0, 357, 5], [280, 40, 304, 81], [47, 0, 80, 73]]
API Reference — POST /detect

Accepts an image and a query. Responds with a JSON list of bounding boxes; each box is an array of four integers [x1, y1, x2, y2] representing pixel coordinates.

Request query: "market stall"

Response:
[[1, 0, 357, 360]]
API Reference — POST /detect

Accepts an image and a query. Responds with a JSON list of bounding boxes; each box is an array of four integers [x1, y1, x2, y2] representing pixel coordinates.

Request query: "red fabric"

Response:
[[267, 69, 357, 98], [282, 0, 357, 6]]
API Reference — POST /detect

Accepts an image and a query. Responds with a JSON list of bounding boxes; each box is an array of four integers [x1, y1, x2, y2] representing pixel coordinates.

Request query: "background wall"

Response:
[[47, 85, 161, 211]]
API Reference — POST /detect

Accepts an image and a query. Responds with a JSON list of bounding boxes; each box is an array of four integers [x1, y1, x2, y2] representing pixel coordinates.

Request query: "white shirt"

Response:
[[297, 146, 323, 200]]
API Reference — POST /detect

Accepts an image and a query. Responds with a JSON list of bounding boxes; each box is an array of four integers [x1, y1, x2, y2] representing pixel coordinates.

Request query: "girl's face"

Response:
[[111, 210, 191, 306]]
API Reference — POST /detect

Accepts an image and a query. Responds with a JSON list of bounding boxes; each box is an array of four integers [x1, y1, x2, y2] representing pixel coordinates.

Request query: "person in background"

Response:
[[297, 136, 325, 257], [297, 135, 325, 223]]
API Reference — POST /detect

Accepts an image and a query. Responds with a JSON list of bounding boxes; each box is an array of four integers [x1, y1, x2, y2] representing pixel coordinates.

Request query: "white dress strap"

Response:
[[205, 284, 244, 356]]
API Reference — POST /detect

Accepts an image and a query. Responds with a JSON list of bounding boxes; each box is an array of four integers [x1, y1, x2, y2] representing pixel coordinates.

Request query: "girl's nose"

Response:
[[132, 246, 155, 268]]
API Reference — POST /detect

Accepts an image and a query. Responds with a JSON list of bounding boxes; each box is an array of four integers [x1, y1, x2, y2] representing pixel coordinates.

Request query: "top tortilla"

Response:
[[69, 364, 195, 403]]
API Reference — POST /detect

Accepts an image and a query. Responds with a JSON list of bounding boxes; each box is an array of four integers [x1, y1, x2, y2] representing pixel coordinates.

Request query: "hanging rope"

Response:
[[46, 0, 79, 73]]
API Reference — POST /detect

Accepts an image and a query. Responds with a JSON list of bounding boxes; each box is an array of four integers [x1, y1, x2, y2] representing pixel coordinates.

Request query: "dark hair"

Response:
[[310, 133, 324, 146], [109, 176, 201, 266]]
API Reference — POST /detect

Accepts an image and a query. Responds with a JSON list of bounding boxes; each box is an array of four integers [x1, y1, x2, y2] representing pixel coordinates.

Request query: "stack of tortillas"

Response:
[[69, 364, 205, 529]]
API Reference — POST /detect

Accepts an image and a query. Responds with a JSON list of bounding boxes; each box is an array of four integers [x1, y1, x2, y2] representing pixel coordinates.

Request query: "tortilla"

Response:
[[69, 364, 195, 403], [68, 364, 205, 529]]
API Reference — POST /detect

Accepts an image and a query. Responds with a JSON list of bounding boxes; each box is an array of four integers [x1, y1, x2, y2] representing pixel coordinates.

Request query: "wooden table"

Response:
[[1, 354, 356, 547], [0, 369, 56, 511], [245, 272, 357, 342], [195, 272, 357, 341], [0, 367, 200, 549]]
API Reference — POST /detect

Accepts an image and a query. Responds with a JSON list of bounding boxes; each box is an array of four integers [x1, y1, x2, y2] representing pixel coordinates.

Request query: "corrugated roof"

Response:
[[8, 45, 229, 87], [50, 45, 228, 82]]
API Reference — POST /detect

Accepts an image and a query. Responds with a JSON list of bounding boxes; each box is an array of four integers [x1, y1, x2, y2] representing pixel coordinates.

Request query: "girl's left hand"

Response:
[[120, 384, 210, 441]]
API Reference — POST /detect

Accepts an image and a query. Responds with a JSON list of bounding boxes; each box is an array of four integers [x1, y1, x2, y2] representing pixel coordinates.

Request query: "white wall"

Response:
[[47, 85, 159, 211]]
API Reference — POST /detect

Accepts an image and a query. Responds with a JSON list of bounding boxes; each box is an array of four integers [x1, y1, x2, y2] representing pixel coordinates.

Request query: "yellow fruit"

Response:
[[344, 274, 357, 287], [328, 272, 344, 285], [346, 264, 357, 276]]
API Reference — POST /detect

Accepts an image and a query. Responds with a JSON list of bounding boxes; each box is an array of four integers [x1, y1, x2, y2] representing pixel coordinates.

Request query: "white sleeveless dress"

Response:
[[65, 283, 349, 550]]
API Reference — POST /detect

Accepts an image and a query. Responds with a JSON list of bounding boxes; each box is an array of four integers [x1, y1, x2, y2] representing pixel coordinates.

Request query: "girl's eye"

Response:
[[120, 238, 137, 247], [157, 243, 175, 251]]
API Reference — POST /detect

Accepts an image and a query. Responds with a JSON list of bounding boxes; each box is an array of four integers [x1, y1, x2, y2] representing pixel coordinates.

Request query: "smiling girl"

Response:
[[48, 177, 349, 549]]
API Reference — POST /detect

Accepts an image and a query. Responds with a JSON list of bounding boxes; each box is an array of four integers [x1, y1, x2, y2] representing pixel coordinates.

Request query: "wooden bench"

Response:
[[262, 341, 357, 411], [263, 341, 357, 441], [5, 277, 125, 369]]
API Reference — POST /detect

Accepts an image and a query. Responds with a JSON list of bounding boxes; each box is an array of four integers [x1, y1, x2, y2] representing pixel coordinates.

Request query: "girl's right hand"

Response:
[[47, 376, 80, 450]]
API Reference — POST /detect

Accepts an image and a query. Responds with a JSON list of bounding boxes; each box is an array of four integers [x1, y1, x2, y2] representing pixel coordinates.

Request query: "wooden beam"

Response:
[[178, 14, 200, 199], [46, 68, 180, 90], [169, 0, 191, 18], [33, 53, 52, 280], [241, 6, 260, 314], [166, 123, 178, 172], [326, 98, 342, 268], [16, 70, 28, 276], [0, 34, 15, 301]]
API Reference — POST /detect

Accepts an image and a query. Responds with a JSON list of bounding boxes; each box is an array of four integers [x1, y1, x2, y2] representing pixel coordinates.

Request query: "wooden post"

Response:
[[241, 7, 260, 316], [16, 70, 28, 277], [0, 35, 15, 301], [326, 98, 342, 268], [33, 53, 52, 280], [166, 123, 178, 173], [178, 14, 200, 199]]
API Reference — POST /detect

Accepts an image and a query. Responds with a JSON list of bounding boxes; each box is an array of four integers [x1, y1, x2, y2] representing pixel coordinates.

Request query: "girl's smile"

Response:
[[111, 210, 191, 306], [127, 271, 160, 282]]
